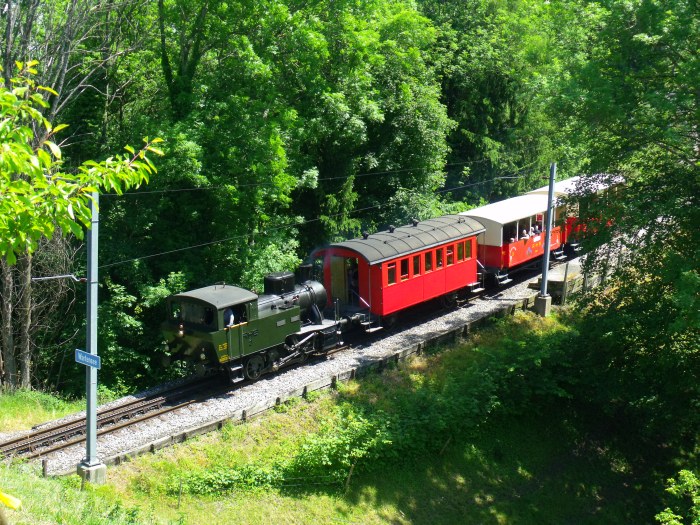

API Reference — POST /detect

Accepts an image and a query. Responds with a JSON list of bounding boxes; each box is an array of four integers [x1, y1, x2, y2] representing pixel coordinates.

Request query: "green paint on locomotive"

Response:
[[161, 284, 302, 370]]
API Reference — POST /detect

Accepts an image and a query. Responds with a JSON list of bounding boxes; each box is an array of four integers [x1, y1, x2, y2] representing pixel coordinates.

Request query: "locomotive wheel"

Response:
[[244, 354, 266, 380]]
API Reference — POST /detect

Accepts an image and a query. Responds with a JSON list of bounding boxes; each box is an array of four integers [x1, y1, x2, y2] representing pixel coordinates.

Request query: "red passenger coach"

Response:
[[526, 175, 623, 253], [311, 215, 485, 322], [460, 194, 568, 283]]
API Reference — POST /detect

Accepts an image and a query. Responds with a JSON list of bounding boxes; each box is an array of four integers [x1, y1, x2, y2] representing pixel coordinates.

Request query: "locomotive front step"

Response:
[[228, 363, 245, 383]]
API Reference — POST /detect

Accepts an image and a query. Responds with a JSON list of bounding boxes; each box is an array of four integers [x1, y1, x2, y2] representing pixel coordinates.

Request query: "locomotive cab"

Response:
[[161, 285, 259, 375]]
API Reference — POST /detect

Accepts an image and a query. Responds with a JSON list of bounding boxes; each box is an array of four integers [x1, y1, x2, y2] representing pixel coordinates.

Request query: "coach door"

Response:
[[330, 256, 348, 306]]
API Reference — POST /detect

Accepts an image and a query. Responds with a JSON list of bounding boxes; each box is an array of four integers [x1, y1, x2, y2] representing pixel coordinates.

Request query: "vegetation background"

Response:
[[0, 0, 697, 523]]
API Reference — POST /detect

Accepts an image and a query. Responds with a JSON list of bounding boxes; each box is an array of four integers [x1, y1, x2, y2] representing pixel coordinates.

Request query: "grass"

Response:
[[0, 411, 650, 525], [344, 413, 639, 525], [0, 311, 673, 524], [0, 462, 147, 525], [0, 389, 84, 432]]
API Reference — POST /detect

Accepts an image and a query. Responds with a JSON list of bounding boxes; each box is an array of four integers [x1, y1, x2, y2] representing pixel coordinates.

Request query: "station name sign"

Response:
[[75, 349, 101, 369]]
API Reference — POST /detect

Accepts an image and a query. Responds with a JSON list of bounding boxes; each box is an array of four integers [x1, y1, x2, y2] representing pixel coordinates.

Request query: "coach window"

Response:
[[436, 248, 444, 268], [425, 251, 433, 272], [457, 241, 465, 261], [446, 245, 454, 266], [387, 262, 397, 285], [465, 239, 473, 259], [504, 221, 517, 243], [400, 259, 409, 281], [413, 255, 421, 276]]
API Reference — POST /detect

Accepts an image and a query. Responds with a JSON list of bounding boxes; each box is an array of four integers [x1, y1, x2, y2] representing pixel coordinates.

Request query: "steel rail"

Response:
[[0, 378, 214, 458]]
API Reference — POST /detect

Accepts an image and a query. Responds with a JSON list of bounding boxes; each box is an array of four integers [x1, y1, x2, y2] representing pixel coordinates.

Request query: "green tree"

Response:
[[157, 0, 215, 121], [656, 470, 700, 525], [417, 0, 561, 202], [0, 64, 161, 388], [558, 0, 699, 453]]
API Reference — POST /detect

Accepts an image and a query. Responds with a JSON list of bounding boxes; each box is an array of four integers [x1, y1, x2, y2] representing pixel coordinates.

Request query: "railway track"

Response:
[[0, 346, 352, 461], [0, 377, 226, 460], [0, 259, 567, 466]]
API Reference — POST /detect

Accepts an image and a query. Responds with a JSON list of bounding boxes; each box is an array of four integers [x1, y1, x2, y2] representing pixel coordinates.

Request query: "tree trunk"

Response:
[[158, 0, 210, 121], [0, 261, 7, 388], [0, 259, 18, 389]]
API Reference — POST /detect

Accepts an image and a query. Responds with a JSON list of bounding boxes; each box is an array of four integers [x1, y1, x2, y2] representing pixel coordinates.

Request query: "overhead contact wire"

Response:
[[97, 174, 532, 270]]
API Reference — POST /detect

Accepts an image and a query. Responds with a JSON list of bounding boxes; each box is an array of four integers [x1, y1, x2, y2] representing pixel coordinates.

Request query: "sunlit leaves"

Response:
[[0, 65, 162, 263]]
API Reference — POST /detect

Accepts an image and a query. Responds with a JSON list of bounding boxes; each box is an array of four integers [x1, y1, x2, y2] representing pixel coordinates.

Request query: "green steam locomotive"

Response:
[[161, 271, 343, 383]]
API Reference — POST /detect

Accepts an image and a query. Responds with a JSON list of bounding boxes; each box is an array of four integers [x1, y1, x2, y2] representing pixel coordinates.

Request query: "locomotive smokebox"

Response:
[[295, 280, 328, 314], [262, 272, 328, 323]]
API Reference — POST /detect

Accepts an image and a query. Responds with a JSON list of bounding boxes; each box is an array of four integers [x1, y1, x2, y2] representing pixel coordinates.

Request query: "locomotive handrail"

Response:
[[224, 321, 248, 331]]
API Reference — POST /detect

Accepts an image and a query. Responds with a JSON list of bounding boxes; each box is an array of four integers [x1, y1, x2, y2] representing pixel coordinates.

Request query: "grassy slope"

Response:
[[0, 312, 666, 524], [0, 411, 641, 525], [0, 390, 84, 433]]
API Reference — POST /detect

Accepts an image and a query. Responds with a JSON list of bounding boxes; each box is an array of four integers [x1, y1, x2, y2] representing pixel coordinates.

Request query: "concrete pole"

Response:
[[535, 163, 556, 317], [540, 163, 556, 296], [77, 193, 106, 483]]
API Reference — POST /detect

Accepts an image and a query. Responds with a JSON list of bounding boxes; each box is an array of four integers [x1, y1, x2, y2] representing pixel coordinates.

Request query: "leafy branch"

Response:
[[0, 62, 163, 264]]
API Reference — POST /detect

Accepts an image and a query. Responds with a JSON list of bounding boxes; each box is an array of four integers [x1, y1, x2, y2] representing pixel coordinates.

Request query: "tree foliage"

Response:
[[417, 0, 563, 200], [656, 470, 700, 525], [552, 0, 699, 450], [0, 63, 161, 265]]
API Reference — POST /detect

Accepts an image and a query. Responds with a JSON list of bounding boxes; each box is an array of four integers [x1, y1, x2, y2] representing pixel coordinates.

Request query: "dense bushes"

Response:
[[164, 313, 575, 496]]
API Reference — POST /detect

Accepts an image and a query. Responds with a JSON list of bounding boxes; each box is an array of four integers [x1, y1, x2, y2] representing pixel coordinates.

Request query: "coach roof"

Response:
[[171, 285, 258, 309], [460, 194, 551, 226], [328, 214, 485, 264]]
